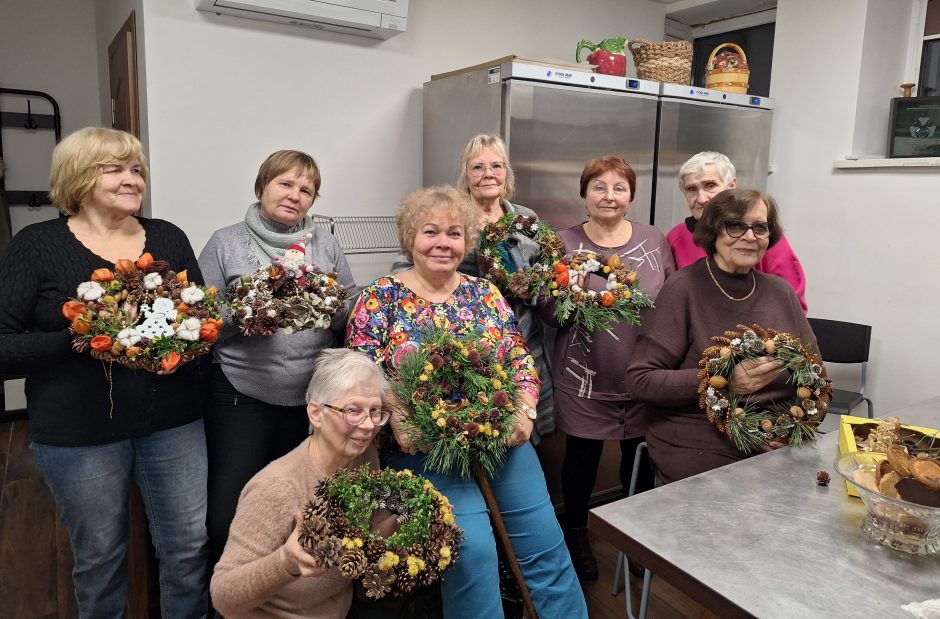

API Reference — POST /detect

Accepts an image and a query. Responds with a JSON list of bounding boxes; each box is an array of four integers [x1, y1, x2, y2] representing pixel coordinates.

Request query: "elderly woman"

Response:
[[348, 186, 587, 619], [392, 134, 555, 441], [210, 348, 387, 618], [540, 156, 674, 580], [198, 150, 356, 577], [0, 127, 209, 616], [626, 188, 823, 483]]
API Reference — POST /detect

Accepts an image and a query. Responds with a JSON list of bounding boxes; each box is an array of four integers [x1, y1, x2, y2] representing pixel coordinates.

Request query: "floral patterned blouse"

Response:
[[345, 274, 540, 399]]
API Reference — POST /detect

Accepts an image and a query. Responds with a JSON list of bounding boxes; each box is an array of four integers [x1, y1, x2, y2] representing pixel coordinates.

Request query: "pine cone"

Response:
[[312, 537, 343, 568], [362, 567, 395, 600], [338, 549, 368, 579]]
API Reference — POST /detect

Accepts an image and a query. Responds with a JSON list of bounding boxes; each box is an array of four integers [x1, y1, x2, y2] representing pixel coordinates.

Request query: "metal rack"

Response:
[[0, 87, 62, 207], [311, 214, 399, 255]]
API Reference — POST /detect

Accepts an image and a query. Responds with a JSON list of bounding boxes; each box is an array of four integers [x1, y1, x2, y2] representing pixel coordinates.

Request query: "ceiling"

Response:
[[651, 0, 777, 27]]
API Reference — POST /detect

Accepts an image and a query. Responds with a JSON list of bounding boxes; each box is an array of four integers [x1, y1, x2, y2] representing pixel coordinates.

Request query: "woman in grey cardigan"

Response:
[[197, 150, 355, 588], [390, 134, 555, 442]]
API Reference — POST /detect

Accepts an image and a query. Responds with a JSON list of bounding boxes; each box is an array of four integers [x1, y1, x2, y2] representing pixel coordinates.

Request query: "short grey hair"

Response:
[[677, 151, 736, 189], [305, 349, 388, 404]]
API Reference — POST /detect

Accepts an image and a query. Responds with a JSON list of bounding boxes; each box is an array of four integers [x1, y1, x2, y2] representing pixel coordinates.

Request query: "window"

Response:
[[918, 0, 940, 96]]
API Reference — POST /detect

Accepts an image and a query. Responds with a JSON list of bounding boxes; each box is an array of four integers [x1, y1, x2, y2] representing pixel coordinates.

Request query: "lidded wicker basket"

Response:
[[628, 39, 693, 85], [705, 43, 750, 94]]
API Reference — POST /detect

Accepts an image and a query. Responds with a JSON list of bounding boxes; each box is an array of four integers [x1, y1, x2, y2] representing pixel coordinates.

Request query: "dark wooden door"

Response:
[[108, 13, 140, 136]]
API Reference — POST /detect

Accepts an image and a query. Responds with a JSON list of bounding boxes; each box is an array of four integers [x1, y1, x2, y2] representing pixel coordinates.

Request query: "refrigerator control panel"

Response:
[[499, 62, 660, 95], [659, 82, 774, 109]]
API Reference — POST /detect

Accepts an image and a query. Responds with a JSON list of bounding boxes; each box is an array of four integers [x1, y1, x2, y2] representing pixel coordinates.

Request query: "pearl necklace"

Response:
[[705, 256, 756, 302]]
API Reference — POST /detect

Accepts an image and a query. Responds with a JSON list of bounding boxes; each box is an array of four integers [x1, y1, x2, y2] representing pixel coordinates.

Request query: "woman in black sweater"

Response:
[[0, 127, 209, 617]]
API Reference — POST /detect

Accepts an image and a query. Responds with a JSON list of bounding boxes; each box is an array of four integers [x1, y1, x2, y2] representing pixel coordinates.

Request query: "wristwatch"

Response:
[[520, 404, 537, 421]]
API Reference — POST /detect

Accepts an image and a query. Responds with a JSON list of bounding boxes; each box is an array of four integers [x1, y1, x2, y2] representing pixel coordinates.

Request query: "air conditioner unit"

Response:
[[195, 0, 408, 40]]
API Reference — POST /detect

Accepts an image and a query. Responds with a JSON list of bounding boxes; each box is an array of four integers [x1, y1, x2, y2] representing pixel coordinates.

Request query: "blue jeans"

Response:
[[31, 419, 209, 619], [382, 443, 587, 619]]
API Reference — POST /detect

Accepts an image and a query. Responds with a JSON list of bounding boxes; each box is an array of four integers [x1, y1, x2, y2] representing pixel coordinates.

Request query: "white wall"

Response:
[[769, 0, 940, 414], [0, 0, 101, 234], [138, 0, 666, 266]]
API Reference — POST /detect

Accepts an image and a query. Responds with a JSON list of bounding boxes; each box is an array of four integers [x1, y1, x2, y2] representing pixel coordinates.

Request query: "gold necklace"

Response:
[[705, 256, 756, 301]]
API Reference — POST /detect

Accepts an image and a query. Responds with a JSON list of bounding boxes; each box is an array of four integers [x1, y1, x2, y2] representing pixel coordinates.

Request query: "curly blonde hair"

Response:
[[396, 185, 480, 263], [49, 127, 149, 216]]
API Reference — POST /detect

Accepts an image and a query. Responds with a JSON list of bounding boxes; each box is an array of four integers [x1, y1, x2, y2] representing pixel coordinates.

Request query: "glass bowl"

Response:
[[835, 452, 940, 555]]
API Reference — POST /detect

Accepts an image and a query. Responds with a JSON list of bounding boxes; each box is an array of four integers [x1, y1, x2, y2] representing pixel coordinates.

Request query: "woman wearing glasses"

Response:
[[211, 348, 388, 617], [625, 189, 822, 483], [348, 186, 587, 619]]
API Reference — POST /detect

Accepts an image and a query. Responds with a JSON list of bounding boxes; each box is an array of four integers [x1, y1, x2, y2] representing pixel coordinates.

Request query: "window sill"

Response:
[[832, 157, 940, 169]]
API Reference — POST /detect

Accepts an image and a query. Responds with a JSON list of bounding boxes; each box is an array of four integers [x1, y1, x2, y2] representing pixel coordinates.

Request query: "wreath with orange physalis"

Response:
[[697, 324, 832, 453], [63, 253, 223, 373]]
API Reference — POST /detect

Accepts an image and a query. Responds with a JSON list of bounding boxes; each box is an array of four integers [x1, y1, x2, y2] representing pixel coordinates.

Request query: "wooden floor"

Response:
[[582, 528, 716, 619]]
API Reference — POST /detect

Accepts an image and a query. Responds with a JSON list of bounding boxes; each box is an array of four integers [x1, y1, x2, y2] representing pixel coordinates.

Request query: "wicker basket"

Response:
[[628, 39, 693, 85], [705, 43, 750, 94]]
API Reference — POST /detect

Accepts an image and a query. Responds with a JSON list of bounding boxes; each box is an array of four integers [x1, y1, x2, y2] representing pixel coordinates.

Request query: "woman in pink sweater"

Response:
[[210, 349, 390, 618]]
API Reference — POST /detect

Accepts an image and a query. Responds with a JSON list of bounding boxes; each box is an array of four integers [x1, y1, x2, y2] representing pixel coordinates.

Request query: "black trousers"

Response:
[[204, 365, 310, 572], [561, 434, 654, 529]]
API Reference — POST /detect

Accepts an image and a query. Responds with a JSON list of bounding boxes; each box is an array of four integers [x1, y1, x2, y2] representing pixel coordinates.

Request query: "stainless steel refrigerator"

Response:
[[653, 83, 774, 234], [423, 59, 660, 230]]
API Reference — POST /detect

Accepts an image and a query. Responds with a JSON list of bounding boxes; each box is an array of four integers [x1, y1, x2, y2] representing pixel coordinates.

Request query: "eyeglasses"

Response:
[[321, 403, 391, 427], [468, 162, 507, 178], [723, 220, 773, 239]]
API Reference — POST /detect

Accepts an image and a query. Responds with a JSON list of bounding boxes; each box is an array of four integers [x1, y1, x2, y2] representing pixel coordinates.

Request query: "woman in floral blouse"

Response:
[[346, 185, 586, 619]]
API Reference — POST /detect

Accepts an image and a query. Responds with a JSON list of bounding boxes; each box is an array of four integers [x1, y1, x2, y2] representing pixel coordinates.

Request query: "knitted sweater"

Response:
[[211, 437, 378, 618], [625, 257, 818, 482], [198, 218, 356, 406], [666, 217, 808, 313], [0, 217, 207, 446]]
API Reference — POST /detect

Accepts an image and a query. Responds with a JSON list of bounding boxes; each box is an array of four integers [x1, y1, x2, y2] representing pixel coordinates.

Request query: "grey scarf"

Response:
[[243, 202, 316, 267]]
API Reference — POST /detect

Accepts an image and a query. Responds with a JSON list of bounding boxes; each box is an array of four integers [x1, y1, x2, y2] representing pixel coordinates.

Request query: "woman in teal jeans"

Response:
[[347, 185, 587, 618]]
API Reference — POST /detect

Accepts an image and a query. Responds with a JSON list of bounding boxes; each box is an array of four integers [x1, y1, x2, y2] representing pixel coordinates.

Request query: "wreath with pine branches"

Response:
[[62, 253, 223, 373], [226, 264, 348, 336], [697, 324, 833, 453], [299, 466, 463, 600], [391, 323, 522, 478], [477, 213, 564, 301], [547, 251, 653, 331]]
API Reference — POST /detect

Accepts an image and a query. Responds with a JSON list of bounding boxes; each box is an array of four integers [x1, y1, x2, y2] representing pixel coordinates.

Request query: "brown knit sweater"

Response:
[[211, 437, 378, 618], [625, 257, 820, 482]]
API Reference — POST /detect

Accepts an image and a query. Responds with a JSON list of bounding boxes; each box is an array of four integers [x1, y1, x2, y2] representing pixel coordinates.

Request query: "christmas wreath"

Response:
[[547, 251, 653, 331], [697, 324, 833, 453], [477, 213, 564, 301], [391, 323, 522, 478], [62, 253, 223, 373], [299, 466, 463, 600], [227, 234, 348, 336]]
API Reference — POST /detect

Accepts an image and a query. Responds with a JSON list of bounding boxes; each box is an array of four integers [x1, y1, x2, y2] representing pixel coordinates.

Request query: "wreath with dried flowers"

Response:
[[226, 264, 348, 336], [62, 253, 223, 373], [391, 323, 523, 479], [299, 466, 463, 600], [477, 213, 564, 301], [697, 324, 833, 453], [547, 251, 654, 331]]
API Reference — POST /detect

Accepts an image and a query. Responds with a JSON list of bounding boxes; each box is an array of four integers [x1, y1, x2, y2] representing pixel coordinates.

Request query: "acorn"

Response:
[[789, 405, 805, 419], [760, 419, 774, 432], [709, 375, 728, 389], [764, 339, 776, 354], [719, 347, 732, 360], [796, 387, 813, 400], [110, 341, 125, 354], [607, 253, 623, 269]]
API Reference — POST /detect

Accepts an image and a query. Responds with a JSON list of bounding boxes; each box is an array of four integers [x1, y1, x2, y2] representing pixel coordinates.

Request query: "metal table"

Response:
[[590, 397, 940, 618]]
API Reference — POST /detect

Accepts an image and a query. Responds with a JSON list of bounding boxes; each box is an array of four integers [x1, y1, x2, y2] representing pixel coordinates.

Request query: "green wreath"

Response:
[[391, 323, 522, 478], [477, 213, 564, 301], [299, 466, 463, 599], [697, 324, 832, 453]]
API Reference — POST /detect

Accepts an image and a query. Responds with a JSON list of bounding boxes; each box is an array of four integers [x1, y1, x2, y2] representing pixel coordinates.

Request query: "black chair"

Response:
[[807, 317, 873, 418]]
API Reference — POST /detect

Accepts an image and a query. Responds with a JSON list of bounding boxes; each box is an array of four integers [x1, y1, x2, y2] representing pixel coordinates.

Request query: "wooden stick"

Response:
[[472, 461, 538, 619]]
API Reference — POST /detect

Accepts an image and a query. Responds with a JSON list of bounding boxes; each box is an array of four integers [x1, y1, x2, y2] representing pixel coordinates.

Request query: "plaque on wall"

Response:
[[887, 96, 940, 158]]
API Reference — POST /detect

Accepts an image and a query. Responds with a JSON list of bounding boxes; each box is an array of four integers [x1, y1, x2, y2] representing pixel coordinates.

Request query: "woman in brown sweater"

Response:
[[210, 349, 390, 618], [625, 189, 824, 483]]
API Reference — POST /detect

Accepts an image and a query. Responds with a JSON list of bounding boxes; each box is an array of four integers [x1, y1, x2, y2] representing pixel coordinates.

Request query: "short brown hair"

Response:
[[49, 127, 149, 216], [254, 150, 321, 200], [693, 188, 782, 255], [579, 156, 636, 200], [455, 134, 515, 202], [396, 185, 480, 263]]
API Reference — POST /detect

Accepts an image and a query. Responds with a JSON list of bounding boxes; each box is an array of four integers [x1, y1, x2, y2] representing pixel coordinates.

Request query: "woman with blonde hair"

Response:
[[0, 127, 209, 616]]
